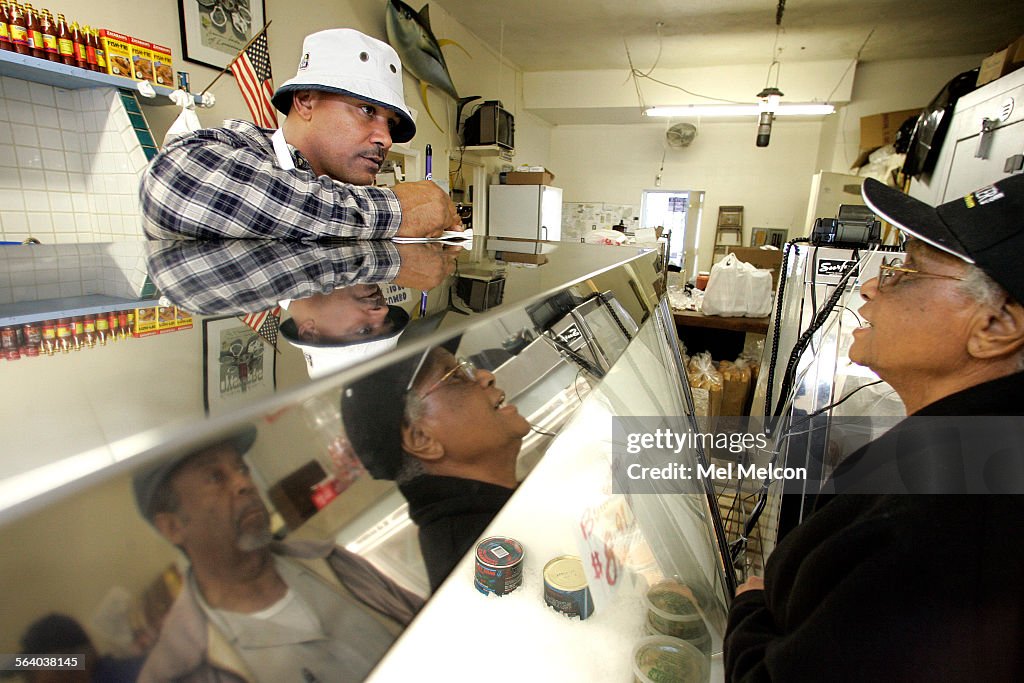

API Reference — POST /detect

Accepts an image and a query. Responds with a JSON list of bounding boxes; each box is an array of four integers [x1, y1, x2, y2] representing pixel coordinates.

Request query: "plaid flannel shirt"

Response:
[[146, 240, 402, 315], [140, 120, 403, 240]]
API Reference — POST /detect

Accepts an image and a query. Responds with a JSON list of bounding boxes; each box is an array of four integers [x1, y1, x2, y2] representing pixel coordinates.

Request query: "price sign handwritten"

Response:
[[574, 496, 638, 610]]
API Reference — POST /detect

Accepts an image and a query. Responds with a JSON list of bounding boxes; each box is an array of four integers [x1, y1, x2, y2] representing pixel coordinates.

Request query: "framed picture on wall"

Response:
[[750, 228, 789, 249], [178, 0, 267, 71], [202, 316, 276, 416]]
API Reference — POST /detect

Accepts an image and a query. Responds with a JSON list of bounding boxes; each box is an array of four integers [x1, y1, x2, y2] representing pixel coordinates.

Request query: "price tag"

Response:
[[574, 496, 639, 610]]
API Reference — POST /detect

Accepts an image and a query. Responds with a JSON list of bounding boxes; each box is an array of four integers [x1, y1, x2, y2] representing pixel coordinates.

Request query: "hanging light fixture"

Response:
[[756, 86, 783, 147]]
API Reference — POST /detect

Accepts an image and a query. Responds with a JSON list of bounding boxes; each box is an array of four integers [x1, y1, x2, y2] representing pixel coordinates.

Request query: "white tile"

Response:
[[28, 82, 56, 107], [53, 215, 76, 232], [10, 123, 39, 147], [48, 193, 72, 212], [120, 195, 138, 215], [33, 105, 59, 129], [41, 125, 66, 149], [0, 189, 25, 210], [92, 195, 108, 213], [2, 78, 30, 102], [0, 100, 9, 123], [58, 108, 81, 132], [61, 130, 81, 151], [60, 282, 83, 297], [12, 285, 37, 300], [64, 152, 82, 173], [35, 283, 59, 297], [71, 193, 89, 212], [19, 169, 45, 190], [27, 212, 53, 232], [7, 100, 34, 125], [74, 213, 93, 230], [44, 172, 69, 192], [113, 155, 130, 173], [0, 122, 12, 144], [36, 268, 60, 284], [5, 257, 33, 274], [0, 288, 13, 305], [0, 148, 17, 169], [2, 211, 28, 232], [16, 146, 42, 169], [55, 89, 76, 111], [41, 149, 66, 171], [68, 173, 87, 193]]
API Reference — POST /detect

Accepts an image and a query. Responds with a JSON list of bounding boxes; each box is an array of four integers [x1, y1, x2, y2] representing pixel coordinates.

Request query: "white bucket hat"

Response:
[[279, 304, 411, 379], [272, 28, 416, 143]]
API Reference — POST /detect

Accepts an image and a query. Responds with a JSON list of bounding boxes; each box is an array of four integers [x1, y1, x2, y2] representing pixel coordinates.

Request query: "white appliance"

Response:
[[909, 67, 1024, 205], [488, 184, 563, 240]]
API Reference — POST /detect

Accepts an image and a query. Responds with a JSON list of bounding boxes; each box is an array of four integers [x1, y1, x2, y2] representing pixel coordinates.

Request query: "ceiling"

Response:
[[432, 0, 1024, 73]]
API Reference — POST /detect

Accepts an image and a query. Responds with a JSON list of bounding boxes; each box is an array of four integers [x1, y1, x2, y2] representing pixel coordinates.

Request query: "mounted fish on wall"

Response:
[[386, 0, 475, 133]]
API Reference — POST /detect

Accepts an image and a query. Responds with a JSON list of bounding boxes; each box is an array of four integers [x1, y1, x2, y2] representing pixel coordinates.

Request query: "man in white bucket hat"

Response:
[[141, 28, 462, 241]]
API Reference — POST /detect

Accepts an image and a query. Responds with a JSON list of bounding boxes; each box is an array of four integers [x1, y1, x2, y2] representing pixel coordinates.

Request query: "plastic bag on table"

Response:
[[702, 254, 773, 318]]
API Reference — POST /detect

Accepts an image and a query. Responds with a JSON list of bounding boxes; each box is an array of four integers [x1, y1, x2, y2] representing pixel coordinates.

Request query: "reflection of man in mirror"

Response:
[[280, 285, 410, 379], [133, 426, 422, 682], [342, 340, 532, 591]]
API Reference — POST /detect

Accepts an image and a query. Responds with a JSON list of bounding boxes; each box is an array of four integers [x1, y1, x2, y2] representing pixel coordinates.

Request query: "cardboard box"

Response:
[[174, 307, 193, 331], [859, 108, 921, 152], [99, 29, 134, 80], [130, 36, 155, 84], [150, 42, 174, 88], [157, 306, 178, 331], [977, 35, 1024, 86], [133, 306, 158, 337], [506, 169, 555, 185]]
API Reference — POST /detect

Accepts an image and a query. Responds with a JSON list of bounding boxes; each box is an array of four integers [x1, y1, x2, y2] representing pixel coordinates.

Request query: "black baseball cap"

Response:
[[862, 174, 1024, 303], [340, 314, 459, 480], [132, 425, 258, 522]]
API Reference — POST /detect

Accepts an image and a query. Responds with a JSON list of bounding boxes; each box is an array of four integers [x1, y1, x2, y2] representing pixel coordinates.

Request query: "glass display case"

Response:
[[0, 236, 733, 682]]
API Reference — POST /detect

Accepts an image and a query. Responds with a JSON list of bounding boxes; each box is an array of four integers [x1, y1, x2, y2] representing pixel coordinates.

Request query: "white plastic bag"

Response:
[[163, 89, 202, 146], [702, 254, 773, 317]]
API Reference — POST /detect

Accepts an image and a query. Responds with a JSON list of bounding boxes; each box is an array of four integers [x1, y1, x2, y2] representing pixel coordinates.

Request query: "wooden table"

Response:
[[672, 308, 771, 335]]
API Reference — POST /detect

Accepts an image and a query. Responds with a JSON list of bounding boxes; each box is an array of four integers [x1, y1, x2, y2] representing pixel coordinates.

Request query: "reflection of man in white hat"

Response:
[[280, 286, 412, 379], [141, 28, 462, 241]]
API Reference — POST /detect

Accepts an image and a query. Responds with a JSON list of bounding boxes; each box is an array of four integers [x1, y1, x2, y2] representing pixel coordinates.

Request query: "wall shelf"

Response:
[[0, 295, 160, 327], [0, 50, 202, 107]]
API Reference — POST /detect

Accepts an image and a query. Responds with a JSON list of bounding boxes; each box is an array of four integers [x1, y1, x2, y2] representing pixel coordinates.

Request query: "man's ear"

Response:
[[290, 91, 317, 121], [153, 511, 186, 546], [401, 420, 445, 463], [968, 298, 1024, 361], [295, 317, 318, 343]]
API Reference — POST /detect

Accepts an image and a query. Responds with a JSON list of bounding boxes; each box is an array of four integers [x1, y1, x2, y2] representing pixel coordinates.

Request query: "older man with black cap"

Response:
[[141, 28, 462, 240], [132, 426, 422, 683], [724, 174, 1024, 682], [341, 332, 532, 592]]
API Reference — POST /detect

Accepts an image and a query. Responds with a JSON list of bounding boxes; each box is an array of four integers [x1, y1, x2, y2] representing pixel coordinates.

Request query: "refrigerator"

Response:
[[488, 184, 563, 240]]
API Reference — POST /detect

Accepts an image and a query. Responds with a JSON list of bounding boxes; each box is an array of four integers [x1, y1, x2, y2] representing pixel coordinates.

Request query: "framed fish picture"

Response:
[[179, 0, 268, 71]]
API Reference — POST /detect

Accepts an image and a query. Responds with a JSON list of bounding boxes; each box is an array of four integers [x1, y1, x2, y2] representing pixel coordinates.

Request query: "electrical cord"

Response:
[[764, 238, 809, 419]]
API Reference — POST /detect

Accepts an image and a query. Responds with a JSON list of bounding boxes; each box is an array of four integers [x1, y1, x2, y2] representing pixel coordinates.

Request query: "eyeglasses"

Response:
[[418, 358, 477, 399], [877, 258, 967, 291]]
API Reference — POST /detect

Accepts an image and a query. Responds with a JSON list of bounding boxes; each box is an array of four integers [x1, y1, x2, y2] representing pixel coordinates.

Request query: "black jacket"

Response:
[[724, 371, 1024, 681], [399, 475, 515, 592]]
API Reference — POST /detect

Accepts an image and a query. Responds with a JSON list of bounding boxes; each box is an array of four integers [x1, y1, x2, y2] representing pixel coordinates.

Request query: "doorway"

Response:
[[640, 189, 705, 278]]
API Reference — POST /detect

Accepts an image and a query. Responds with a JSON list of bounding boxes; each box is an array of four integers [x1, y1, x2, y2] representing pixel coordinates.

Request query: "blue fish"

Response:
[[386, 0, 469, 132]]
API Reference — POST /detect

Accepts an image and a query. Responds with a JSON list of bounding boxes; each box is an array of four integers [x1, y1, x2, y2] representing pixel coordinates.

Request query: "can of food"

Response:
[[474, 536, 524, 596], [543, 555, 594, 620]]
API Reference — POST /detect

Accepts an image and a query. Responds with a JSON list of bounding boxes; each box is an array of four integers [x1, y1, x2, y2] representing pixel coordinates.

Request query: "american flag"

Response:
[[230, 28, 278, 128], [238, 306, 281, 351]]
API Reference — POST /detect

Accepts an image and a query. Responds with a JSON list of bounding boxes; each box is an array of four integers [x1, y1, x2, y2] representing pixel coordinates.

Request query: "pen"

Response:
[[420, 290, 429, 318], [425, 144, 432, 180]]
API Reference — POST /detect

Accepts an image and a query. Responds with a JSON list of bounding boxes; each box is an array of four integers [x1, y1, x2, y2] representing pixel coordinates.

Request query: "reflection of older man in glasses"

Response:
[[342, 340, 531, 592], [724, 176, 1024, 682], [133, 427, 423, 683]]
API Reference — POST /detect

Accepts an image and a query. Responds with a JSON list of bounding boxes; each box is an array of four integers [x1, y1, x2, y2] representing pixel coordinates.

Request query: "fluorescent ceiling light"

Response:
[[645, 103, 835, 118]]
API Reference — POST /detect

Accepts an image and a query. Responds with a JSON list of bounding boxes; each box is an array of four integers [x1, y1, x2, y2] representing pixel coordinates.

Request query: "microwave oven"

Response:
[[462, 100, 514, 150]]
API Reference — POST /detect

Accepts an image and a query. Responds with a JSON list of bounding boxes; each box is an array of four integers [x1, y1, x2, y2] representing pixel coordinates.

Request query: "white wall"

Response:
[[817, 55, 986, 172], [550, 120, 823, 273]]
